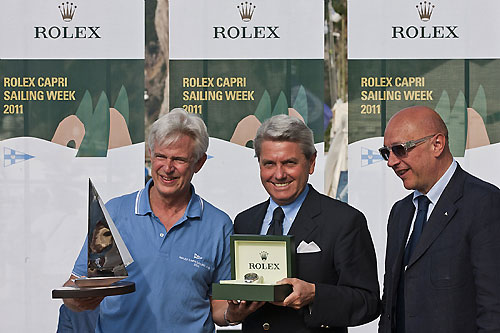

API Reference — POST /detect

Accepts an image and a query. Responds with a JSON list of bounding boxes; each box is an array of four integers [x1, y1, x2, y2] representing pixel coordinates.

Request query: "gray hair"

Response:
[[254, 115, 316, 159], [148, 108, 209, 161]]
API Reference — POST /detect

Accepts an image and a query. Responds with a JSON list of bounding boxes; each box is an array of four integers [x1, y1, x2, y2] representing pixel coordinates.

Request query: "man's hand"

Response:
[[225, 300, 265, 323], [63, 296, 104, 312], [272, 278, 315, 310], [211, 298, 264, 326], [62, 275, 104, 312]]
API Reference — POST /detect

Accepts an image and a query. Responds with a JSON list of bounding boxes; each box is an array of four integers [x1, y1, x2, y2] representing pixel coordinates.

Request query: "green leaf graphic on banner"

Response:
[[254, 90, 272, 123], [448, 91, 466, 157], [114, 85, 130, 125], [435, 90, 451, 123], [272, 91, 288, 117], [293, 85, 308, 123], [75, 90, 93, 128], [471, 84, 487, 122], [77, 92, 110, 157], [435, 90, 466, 157]]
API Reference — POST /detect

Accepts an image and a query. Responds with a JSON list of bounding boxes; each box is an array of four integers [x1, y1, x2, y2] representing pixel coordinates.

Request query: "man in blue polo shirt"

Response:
[[62, 109, 256, 332]]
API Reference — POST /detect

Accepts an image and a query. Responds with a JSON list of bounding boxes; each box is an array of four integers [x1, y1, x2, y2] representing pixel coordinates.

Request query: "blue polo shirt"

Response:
[[72, 180, 233, 332]]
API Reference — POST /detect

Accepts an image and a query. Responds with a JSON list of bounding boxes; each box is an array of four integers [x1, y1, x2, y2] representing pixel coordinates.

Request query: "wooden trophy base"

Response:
[[52, 281, 135, 298]]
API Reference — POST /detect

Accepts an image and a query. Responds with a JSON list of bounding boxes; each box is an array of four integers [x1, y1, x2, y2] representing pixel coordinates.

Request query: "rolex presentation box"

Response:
[[212, 235, 295, 302]]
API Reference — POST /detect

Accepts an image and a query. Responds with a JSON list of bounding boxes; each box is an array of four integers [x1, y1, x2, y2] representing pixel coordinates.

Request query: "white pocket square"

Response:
[[297, 240, 321, 253]]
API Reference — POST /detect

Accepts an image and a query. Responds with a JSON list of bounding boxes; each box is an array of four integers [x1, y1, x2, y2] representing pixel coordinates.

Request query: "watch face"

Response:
[[244, 272, 259, 283]]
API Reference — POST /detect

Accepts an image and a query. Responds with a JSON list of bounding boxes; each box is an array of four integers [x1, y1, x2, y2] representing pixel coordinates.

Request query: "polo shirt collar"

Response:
[[134, 179, 203, 219], [184, 186, 203, 220], [135, 179, 153, 215]]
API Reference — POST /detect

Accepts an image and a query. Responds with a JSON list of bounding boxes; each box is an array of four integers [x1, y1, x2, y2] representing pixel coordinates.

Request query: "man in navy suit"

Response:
[[378, 106, 500, 332], [234, 115, 380, 332]]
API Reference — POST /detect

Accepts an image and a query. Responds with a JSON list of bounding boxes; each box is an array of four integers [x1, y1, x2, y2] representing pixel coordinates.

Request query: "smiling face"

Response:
[[259, 140, 316, 206], [150, 134, 206, 203]]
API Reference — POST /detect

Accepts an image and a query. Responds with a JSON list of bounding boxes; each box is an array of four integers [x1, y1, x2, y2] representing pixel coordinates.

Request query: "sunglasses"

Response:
[[379, 134, 436, 161]]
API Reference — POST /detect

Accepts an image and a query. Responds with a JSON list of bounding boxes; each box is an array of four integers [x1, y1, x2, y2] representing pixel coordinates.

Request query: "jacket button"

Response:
[[263, 322, 270, 330]]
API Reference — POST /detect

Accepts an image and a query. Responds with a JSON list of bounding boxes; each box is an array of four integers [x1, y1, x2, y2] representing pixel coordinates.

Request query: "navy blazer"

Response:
[[235, 185, 380, 333], [379, 164, 500, 333]]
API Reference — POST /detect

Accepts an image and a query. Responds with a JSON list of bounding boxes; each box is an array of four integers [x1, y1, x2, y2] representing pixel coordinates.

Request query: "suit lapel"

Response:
[[287, 185, 320, 240], [251, 200, 269, 234], [407, 166, 465, 268]]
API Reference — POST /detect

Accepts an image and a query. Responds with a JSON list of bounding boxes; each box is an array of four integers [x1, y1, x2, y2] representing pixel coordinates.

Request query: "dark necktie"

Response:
[[404, 195, 431, 266], [396, 195, 431, 333], [267, 207, 285, 236]]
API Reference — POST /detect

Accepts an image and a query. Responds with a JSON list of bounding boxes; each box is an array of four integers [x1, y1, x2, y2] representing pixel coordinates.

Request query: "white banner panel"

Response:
[[169, 0, 325, 215], [170, 0, 324, 60], [0, 1, 144, 331], [0, 0, 144, 59], [348, 0, 500, 59], [348, 1, 500, 331]]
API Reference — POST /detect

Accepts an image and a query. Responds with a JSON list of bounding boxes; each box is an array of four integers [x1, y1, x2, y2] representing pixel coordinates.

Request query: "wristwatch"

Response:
[[244, 272, 259, 283]]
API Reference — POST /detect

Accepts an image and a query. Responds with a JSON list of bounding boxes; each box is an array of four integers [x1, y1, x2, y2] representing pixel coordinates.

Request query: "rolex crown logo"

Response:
[[58, 2, 77, 22], [416, 1, 434, 22], [260, 251, 268, 261], [237, 2, 256, 22]]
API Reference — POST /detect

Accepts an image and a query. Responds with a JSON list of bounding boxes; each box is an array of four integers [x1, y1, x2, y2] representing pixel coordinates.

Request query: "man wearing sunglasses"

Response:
[[378, 106, 500, 333]]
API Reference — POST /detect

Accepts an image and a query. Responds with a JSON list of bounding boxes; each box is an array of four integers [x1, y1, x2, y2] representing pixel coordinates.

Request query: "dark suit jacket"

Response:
[[234, 185, 380, 332], [379, 165, 500, 333]]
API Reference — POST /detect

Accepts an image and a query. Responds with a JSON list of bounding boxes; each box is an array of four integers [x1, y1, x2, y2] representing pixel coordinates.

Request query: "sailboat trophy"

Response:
[[52, 180, 135, 298]]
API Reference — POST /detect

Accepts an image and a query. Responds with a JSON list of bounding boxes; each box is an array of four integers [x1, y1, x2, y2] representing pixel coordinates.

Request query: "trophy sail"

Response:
[[88, 179, 133, 279], [71, 179, 135, 288]]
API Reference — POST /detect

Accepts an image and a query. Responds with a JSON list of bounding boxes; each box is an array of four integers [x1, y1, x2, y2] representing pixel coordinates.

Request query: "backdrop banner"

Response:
[[169, 0, 325, 218], [348, 1, 500, 331], [0, 1, 144, 331]]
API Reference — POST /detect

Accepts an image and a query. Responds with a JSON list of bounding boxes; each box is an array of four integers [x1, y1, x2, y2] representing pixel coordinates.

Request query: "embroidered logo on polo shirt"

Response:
[[194, 253, 203, 260], [178, 255, 211, 270]]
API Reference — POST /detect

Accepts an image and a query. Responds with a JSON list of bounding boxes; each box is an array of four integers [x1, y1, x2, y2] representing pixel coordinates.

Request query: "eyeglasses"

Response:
[[379, 134, 436, 161]]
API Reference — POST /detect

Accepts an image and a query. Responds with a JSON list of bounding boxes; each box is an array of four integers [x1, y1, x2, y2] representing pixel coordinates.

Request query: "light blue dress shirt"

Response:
[[260, 185, 310, 235], [412, 159, 457, 217], [406, 159, 457, 244]]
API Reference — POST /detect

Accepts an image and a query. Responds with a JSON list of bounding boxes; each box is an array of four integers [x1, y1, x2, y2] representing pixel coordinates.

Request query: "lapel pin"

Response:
[[444, 212, 448, 216]]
